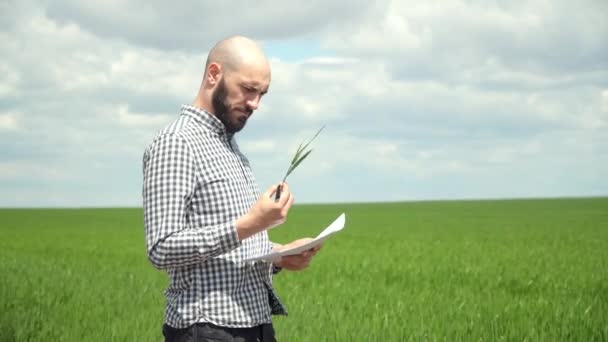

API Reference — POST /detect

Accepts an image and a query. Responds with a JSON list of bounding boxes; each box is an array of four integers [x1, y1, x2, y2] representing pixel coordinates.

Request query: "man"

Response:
[[142, 36, 321, 342]]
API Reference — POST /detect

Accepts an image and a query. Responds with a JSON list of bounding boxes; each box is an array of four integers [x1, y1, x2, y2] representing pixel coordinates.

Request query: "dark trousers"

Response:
[[163, 322, 276, 342]]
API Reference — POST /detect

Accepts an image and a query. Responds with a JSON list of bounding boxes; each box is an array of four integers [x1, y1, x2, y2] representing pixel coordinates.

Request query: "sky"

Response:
[[1, 0, 607, 207]]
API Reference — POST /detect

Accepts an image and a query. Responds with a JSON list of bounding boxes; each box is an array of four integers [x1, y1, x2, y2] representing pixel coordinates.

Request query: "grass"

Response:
[[1, 197, 607, 341]]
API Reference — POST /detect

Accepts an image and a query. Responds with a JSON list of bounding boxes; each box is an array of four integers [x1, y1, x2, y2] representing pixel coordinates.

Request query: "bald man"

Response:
[[142, 36, 320, 342]]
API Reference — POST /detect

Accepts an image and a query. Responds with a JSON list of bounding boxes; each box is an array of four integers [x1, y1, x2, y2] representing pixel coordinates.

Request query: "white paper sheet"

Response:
[[245, 213, 346, 262]]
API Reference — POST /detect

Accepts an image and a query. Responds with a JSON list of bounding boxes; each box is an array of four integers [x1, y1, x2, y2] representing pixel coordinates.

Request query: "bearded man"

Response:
[[142, 36, 320, 342]]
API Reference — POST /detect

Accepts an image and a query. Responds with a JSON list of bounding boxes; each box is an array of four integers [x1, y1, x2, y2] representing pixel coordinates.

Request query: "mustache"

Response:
[[234, 107, 253, 116]]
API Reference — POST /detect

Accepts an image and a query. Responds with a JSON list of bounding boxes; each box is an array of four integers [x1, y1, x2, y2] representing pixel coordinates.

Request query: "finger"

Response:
[[284, 259, 302, 270], [292, 255, 309, 264], [288, 254, 303, 262], [266, 184, 279, 199], [298, 259, 311, 270], [274, 182, 289, 205], [278, 188, 293, 208], [285, 258, 306, 269], [280, 182, 289, 194], [302, 251, 313, 258], [281, 192, 294, 214], [287, 191, 295, 208], [299, 255, 311, 263]]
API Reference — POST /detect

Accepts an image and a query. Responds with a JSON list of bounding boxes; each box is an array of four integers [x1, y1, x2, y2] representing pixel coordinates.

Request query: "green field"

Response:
[[1, 198, 607, 341]]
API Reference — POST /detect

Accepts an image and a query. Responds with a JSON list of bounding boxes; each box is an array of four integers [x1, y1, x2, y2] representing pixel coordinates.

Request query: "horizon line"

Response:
[[1, 194, 606, 210]]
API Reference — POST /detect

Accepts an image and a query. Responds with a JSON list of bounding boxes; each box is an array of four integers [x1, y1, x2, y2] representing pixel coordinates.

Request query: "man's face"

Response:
[[211, 67, 270, 134]]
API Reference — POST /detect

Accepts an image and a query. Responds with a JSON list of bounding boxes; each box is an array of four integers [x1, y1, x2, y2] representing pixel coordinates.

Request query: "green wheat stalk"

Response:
[[274, 125, 325, 201]]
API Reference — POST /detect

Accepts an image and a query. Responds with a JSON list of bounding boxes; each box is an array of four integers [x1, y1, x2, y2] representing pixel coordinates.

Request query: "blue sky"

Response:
[[1, 0, 607, 207]]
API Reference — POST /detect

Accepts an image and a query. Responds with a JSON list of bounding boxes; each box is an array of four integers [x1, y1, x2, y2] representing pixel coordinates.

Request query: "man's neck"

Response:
[[191, 96, 215, 118]]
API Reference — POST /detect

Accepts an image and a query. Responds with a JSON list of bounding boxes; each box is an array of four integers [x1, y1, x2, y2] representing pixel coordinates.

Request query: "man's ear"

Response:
[[206, 62, 223, 85]]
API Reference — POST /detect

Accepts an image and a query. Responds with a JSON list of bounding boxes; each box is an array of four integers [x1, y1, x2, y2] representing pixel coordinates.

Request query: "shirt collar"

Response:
[[181, 104, 231, 138]]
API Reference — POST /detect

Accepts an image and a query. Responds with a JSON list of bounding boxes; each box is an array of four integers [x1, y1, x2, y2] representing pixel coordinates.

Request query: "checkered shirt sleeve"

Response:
[[143, 133, 241, 268]]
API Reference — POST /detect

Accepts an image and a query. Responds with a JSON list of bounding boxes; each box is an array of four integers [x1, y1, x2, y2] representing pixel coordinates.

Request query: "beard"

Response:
[[211, 78, 250, 134]]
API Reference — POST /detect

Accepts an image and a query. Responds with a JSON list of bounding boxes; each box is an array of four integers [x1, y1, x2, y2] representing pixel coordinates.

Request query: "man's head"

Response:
[[195, 36, 271, 134]]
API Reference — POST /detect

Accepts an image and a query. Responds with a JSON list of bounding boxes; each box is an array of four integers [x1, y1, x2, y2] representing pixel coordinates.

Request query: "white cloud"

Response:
[[240, 139, 276, 154], [116, 105, 173, 127], [0, 160, 69, 181], [108, 48, 201, 98], [0, 0, 606, 206], [602, 89, 608, 114], [0, 62, 21, 97], [323, 0, 608, 82], [44, 0, 374, 50], [0, 112, 19, 130], [298, 57, 358, 66]]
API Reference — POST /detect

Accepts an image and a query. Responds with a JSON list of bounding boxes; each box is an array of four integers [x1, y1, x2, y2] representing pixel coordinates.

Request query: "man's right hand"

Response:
[[235, 182, 294, 240]]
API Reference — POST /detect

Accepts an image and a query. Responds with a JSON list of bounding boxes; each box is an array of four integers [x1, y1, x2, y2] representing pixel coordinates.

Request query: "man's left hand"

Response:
[[273, 238, 322, 271]]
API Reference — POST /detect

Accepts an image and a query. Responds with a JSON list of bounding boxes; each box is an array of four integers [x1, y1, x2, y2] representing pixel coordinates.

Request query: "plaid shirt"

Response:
[[142, 105, 286, 329]]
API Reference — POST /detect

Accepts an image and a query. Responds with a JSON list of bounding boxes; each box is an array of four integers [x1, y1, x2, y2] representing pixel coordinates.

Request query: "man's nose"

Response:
[[246, 95, 261, 111]]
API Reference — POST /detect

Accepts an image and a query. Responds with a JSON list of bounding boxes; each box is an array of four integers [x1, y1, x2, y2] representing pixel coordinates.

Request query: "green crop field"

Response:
[[1, 197, 607, 341]]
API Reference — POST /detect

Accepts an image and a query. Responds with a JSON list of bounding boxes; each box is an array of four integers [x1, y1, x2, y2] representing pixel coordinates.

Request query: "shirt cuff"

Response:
[[272, 263, 283, 274], [219, 220, 242, 253]]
